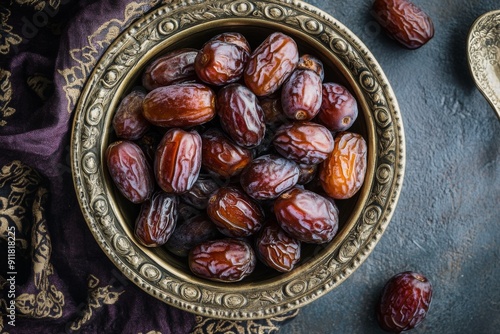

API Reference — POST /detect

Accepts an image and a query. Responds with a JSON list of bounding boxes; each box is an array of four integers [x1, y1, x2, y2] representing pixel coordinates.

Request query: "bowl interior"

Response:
[[103, 20, 372, 285]]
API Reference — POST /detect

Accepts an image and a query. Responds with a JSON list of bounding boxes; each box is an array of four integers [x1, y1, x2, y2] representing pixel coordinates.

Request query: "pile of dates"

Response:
[[106, 31, 367, 282]]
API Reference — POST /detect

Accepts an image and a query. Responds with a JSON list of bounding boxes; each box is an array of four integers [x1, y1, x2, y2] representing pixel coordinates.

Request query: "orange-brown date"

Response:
[[273, 121, 334, 165], [256, 221, 301, 272], [240, 154, 300, 200], [318, 82, 358, 132], [155, 128, 202, 194], [201, 129, 253, 178], [244, 32, 299, 97], [106, 140, 154, 204], [142, 48, 198, 91], [217, 83, 266, 147], [189, 238, 256, 282], [274, 187, 339, 244], [142, 83, 215, 128], [134, 191, 178, 247], [319, 131, 367, 199], [112, 89, 150, 140], [206, 187, 264, 237], [281, 69, 322, 121], [165, 214, 221, 257], [371, 0, 434, 49], [195, 39, 249, 86]]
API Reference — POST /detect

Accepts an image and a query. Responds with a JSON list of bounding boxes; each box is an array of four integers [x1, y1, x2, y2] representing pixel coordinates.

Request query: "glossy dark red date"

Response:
[[106, 140, 154, 204], [274, 187, 339, 244], [134, 191, 178, 247], [154, 128, 202, 194], [189, 238, 256, 282]]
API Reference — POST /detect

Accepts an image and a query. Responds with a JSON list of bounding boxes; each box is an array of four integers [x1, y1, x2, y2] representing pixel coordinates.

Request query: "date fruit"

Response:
[[273, 121, 334, 165], [244, 32, 299, 96], [189, 238, 256, 282], [319, 131, 367, 199], [281, 69, 323, 121], [112, 89, 150, 140], [371, 0, 434, 49], [377, 271, 433, 332], [209, 32, 251, 53], [206, 187, 264, 237], [134, 191, 178, 247], [142, 48, 198, 90], [240, 154, 300, 200], [297, 54, 324, 81], [155, 128, 202, 194], [195, 37, 249, 86], [217, 83, 266, 147], [318, 82, 358, 132], [180, 175, 220, 209], [143, 83, 216, 128], [201, 129, 253, 178], [256, 221, 301, 272], [274, 187, 339, 244], [106, 140, 153, 204], [165, 215, 221, 257]]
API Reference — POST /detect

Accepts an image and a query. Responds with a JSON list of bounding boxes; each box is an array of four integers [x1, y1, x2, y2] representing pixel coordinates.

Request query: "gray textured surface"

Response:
[[280, 1, 500, 333]]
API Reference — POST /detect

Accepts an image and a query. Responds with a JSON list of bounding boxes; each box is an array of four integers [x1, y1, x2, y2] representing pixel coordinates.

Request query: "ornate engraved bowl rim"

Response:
[[71, 0, 405, 320]]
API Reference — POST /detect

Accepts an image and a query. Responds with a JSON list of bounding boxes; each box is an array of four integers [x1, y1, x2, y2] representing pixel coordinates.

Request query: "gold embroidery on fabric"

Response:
[[0, 69, 15, 127], [15, 186, 65, 319], [58, 0, 161, 114], [69, 274, 124, 331], [138, 331, 162, 334], [14, 0, 60, 11], [0, 7, 22, 55], [190, 309, 299, 334], [27, 74, 54, 101], [0, 160, 42, 249]]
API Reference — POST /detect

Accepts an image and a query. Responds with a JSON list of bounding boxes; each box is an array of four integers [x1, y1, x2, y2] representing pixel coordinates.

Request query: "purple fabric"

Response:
[[0, 1, 197, 332]]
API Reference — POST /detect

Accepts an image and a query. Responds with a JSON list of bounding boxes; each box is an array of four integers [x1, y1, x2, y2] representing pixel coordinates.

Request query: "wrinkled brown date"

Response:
[[259, 94, 287, 129], [377, 271, 433, 332], [371, 0, 434, 49], [319, 131, 367, 199], [256, 221, 301, 272], [134, 191, 178, 247], [106, 140, 153, 204], [142, 48, 198, 91], [201, 128, 253, 178], [297, 163, 318, 185], [297, 54, 324, 81], [206, 187, 264, 237], [155, 128, 202, 194], [274, 187, 339, 244], [189, 238, 256, 282], [217, 83, 266, 147], [143, 83, 216, 128], [244, 32, 299, 97], [112, 89, 150, 140], [281, 69, 323, 121], [195, 40, 249, 86], [165, 215, 221, 257], [240, 154, 300, 200], [273, 121, 334, 165], [180, 175, 220, 209], [209, 32, 251, 53], [318, 82, 358, 132]]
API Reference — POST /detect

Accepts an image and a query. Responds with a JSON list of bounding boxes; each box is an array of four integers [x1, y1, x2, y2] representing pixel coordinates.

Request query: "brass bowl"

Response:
[[71, 0, 405, 320]]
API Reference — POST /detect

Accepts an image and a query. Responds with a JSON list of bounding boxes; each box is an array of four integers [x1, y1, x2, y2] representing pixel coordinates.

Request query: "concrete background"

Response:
[[280, 0, 500, 333]]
